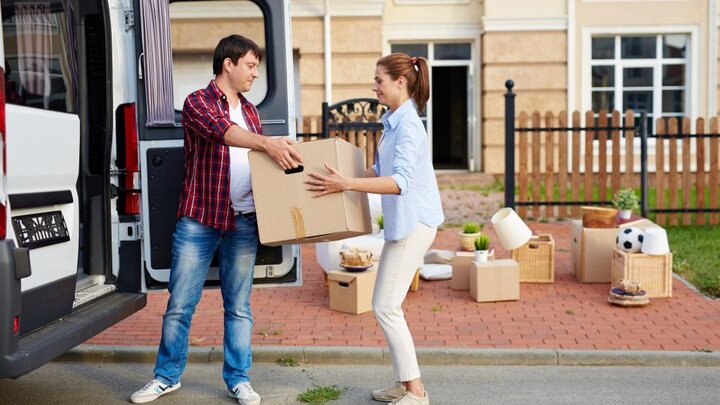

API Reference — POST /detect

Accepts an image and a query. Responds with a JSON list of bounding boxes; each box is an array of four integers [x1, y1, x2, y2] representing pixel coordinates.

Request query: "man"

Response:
[[130, 34, 301, 405]]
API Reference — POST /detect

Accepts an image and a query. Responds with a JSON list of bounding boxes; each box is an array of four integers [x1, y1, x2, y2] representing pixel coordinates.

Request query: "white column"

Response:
[[324, 0, 332, 104]]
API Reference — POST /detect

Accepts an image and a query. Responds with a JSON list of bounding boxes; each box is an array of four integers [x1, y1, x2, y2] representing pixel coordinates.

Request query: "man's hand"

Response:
[[264, 136, 303, 170], [305, 162, 349, 197]]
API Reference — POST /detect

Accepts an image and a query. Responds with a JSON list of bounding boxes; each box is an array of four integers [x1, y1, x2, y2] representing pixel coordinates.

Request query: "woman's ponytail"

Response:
[[412, 57, 429, 114]]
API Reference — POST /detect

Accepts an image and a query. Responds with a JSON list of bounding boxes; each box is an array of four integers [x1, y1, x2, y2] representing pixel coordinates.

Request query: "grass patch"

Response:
[[443, 176, 505, 196], [297, 385, 345, 404], [666, 226, 720, 298], [276, 357, 299, 367]]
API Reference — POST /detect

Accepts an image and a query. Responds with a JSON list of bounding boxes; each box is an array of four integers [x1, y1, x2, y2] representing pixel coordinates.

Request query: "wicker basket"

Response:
[[611, 249, 673, 298], [511, 234, 555, 283]]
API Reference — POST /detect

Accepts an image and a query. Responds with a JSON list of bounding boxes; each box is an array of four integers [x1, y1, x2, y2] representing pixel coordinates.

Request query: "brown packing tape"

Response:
[[290, 206, 306, 238]]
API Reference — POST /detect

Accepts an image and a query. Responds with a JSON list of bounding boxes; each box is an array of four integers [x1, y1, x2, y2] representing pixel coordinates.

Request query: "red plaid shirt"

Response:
[[179, 80, 262, 230]]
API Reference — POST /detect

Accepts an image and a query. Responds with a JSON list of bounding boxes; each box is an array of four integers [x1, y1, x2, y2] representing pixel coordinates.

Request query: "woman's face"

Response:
[[372, 65, 403, 108]]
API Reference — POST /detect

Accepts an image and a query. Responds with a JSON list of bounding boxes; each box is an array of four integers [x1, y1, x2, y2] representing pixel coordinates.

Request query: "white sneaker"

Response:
[[390, 391, 430, 405], [228, 382, 262, 405], [129, 379, 180, 403], [372, 382, 407, 402]]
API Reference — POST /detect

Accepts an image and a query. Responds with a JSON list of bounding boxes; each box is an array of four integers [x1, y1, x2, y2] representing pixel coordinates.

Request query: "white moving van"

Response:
[[0, 0, 299, 379]]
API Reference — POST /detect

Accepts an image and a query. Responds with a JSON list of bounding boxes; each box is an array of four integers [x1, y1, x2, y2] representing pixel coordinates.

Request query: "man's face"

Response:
[[227, 51, 260, 93]]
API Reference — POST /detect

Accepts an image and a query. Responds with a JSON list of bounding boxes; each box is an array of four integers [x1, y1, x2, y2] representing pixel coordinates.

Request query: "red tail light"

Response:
[[13, 315, 19, 335], [119, 104, 140, 215], [0, 67, 7, 239]]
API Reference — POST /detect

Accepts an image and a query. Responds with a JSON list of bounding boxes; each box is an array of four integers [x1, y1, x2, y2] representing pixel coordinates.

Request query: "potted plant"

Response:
[[458, 222, 483, 251], [375, 214, 384, 232], [474, 234, 490, 262], [613, 188, 640, 220]]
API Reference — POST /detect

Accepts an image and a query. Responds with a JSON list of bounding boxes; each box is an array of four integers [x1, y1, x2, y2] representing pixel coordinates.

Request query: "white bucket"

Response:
[[641, 227, 670, 255]]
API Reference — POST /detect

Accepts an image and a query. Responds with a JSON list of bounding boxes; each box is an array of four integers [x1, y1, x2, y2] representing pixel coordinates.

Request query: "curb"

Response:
[[57, 345, 720, 367]]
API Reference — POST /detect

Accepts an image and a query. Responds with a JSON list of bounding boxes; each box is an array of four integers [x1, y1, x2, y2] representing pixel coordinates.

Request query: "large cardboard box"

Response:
[[571, 219, 660, 283], [327, 269, 376, 314], [451, 251, 475, 290], [469, 259, 520, 302], [249, 138, 372, 246]]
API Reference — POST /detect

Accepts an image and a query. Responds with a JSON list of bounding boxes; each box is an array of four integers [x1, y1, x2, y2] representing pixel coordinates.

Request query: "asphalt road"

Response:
[[1, 362, 718, 404]]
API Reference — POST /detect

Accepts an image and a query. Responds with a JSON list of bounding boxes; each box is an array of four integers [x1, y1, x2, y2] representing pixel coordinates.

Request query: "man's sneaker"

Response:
[[129, 379, 180, 404], [371, 382, 407, 402], [228, 382, 262, 405], [390, 391, 430, 405]]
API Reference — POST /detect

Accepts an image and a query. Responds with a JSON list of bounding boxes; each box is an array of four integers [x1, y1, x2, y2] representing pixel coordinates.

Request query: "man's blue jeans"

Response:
[[153, 215, 258, 390]]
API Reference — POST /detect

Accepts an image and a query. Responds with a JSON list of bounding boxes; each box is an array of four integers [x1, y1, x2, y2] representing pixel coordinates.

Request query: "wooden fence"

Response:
[[653, 117, 720, 226], [515, 109, 638, 220], [511, 110, 720, 226]]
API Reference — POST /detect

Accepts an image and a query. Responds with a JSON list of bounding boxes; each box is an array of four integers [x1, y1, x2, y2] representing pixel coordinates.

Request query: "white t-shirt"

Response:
[[228, 102, 255, 213]]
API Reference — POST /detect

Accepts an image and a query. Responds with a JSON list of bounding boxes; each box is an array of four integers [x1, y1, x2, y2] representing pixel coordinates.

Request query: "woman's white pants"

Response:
[[373, 223, 437, 382]]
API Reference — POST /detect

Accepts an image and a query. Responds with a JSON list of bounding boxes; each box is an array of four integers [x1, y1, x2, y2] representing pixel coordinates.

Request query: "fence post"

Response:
[[321, 102, 329, 138], [504, 80, 516, 209], [640, 111, 649, 218]]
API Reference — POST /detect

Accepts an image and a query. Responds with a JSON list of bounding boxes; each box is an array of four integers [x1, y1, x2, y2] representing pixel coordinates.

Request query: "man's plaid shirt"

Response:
[[178, 80, 261, 231]]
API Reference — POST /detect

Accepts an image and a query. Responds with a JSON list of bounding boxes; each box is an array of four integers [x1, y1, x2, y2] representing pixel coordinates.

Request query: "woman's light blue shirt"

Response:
[[371, 99, 444, 241]]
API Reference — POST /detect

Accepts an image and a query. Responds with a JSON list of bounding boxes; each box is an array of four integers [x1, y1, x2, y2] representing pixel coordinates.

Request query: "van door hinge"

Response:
[[124, 8, 134, 31]]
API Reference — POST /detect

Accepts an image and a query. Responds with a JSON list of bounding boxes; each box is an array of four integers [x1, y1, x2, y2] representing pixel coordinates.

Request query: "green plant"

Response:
[[375, 214, 384, 230], [297, 385, 345, 404], [276, 357, 299, 367], [474, 234, 490, 251], [613, 188, 640, 211], [462, 221, 482, 234]]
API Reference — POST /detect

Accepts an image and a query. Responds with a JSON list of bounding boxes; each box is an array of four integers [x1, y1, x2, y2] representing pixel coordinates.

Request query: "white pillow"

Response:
[[423, 249, 454, 265], [419, 264, 452, 280]]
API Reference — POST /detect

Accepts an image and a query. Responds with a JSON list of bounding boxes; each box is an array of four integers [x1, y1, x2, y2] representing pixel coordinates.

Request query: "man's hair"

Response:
[[212, 34, 263, 75]]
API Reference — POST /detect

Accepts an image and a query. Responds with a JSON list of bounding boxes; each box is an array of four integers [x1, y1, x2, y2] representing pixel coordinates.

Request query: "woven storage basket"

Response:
[[511, 234, 555, 283], [611, 249, 673, 298]]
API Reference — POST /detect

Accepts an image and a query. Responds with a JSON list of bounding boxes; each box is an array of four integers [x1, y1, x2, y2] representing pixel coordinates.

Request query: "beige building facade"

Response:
[[169, 0, 719, 174]]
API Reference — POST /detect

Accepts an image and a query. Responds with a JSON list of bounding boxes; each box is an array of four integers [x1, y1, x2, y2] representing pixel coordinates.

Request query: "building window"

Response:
[[590, 34, 689, 132]]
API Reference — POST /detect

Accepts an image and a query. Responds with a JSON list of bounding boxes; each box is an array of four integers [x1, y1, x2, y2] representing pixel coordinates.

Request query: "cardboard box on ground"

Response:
[[570, 218, 660, 283], [469, 259, 520, 302], [249, 138, 372, 246], [327, 269, 376, 314]]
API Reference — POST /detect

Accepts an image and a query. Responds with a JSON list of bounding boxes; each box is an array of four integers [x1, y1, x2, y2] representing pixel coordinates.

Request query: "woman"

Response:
[[305, 53, 444, 405]]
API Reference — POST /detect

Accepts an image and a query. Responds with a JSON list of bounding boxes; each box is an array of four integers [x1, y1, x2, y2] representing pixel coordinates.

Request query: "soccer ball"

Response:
[[616, 227, 644, 253]]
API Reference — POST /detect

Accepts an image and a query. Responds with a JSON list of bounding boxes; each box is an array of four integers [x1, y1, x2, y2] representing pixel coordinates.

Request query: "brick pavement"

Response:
[[88, 222, 720, 351]]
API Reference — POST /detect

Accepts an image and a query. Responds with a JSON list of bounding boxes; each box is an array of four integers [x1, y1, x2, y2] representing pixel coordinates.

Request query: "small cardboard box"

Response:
[[451, 251, 475, 290], [469, 259, 520, 302], [611, 249, 672, 298], [249, 138, 372, 246], [571, 219, 660, 283], [327, 269, 376, 314]]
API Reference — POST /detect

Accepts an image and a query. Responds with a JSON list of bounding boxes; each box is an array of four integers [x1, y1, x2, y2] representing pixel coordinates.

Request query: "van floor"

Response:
[[74, 273, 114, 308]]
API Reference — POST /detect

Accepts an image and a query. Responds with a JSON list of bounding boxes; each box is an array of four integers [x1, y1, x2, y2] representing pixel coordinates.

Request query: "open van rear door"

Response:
[[133, 0, 300, 286]]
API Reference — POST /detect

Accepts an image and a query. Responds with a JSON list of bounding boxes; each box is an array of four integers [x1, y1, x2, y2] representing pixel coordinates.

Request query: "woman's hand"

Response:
[[305, 162, 349, 197]]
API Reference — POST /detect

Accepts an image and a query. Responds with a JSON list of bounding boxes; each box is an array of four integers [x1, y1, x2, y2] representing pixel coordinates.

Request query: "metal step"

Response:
[[73, 283, 116, 308], [0, 292, 146, 379]]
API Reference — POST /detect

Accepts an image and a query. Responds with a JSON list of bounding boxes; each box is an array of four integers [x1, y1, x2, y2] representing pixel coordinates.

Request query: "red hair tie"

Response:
[[411, 57, 418, 65]]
